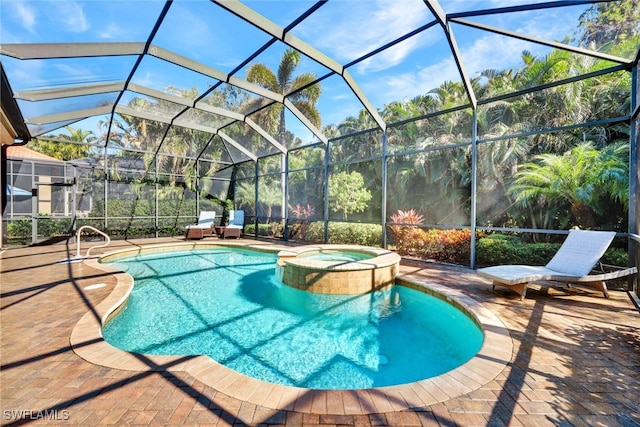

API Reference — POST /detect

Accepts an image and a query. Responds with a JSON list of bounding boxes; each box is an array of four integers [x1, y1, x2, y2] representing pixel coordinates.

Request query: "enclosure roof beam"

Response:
[[218, 131, 257, 162], [214, 0, 342, 73], [283, 32, 343, 75], [423, 0, 477, 109], [15, 82, 126, 102], [152, 44, 285, 101], [342, 70, 386, 132], [26, 105, 113, 126], [245, 118, 287, 153], [127, 81, 286, 155], [195, 102, 245, 121], [1, 63, 30, 142], [449, 0, 596, 19], [228, 76, 284, 103], [170, 121, 217, 135], [451, 18, 633, 65], [115, 105, 173, 124], [284, 99, 328, 145], [127, 83, 194, 107], [213, 0, 384, 135], [0, 42, 145, 59], [444, 26, 477, 109], [148, 45, 228, 82]]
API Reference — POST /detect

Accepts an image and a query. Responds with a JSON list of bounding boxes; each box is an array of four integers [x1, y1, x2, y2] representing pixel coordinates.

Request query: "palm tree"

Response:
[[244, 48, 322, 225], [234, 179, 282, 221], [508, 141, 629, 228], [234, 180, 256, 216], [28, 125, 96, 161], [245, 48, 322, 145], [576, 0, 640, 49]]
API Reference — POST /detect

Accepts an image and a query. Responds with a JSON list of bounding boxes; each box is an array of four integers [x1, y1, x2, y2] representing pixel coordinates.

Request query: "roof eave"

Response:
[[1, 63, 30, 144]]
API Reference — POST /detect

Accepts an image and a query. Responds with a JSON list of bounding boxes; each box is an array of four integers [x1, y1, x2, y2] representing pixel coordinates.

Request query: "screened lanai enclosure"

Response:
[[1, 0, 639, 293]]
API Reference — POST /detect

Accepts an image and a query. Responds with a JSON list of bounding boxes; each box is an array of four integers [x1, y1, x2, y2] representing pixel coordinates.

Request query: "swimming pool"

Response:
[[101, 246, 483, 390]]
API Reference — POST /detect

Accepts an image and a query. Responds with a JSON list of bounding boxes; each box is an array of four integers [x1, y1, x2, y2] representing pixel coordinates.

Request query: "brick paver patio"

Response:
[[1, 237, 639, 426]]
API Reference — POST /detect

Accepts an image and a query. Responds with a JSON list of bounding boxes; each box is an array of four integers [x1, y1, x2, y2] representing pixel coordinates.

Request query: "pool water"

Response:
[[102, 248, 483, 390], [298, 250, 373, 262]]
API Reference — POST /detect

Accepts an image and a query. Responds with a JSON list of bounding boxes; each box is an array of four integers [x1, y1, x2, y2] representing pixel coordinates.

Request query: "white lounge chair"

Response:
[[222, 210, 244, 239], [185, 211, 216, 239], [477, 230, 637, 300]]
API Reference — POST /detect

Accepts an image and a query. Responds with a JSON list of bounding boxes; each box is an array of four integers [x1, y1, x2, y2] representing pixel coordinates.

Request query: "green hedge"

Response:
[[6, 219, 32, 240], [244, 223, 284, 237], [305, 221, 382, 246], [476, 234, 560, 266], [6, 217, 72, 243], [476, 234, 629, 267], [245, 221, 382, 246], [91, 198, 221, 219], [85, 198, 222, 239]]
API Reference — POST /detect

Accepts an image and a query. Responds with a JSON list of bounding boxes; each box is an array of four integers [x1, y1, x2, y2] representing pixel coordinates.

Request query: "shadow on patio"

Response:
[[1, 238, 639, 426]]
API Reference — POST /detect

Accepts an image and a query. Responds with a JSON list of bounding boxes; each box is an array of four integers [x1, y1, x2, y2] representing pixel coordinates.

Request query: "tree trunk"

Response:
[[571, 203, 595, 229]]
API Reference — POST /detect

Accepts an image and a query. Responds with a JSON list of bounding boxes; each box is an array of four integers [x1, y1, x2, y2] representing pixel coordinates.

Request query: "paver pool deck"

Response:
[[1, 237, 639, 426]]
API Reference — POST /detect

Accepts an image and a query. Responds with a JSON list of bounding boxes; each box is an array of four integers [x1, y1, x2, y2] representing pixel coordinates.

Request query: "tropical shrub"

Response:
[[244, 224, 268, 236], [269, 221, 284, 237], [421, 228, 472, 264], [391, 226, 427, 257], [37, 217, 73, 237], [509, 142, 629, 229], [388, 225, 472, 264]]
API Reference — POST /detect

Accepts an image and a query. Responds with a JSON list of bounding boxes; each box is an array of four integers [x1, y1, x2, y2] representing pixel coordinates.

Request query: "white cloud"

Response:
[[378, 57, 460, 104], [299, 0, 430, 66], [98, 22, 125, 40], [358, 31, 539, 108], [354, 32, 425, 74], [155, 2, 247, 68], [511, 7, 582, 43], [459, 33, 532, 77], [50, 1, 89, 33], [10, 1, 37, 35]]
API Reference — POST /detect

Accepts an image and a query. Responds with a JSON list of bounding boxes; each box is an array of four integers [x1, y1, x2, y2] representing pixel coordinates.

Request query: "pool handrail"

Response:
[[76, 225, 111, 258]]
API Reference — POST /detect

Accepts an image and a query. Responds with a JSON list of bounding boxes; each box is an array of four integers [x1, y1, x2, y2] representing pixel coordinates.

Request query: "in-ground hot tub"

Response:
[[277, 245, 401, 294]]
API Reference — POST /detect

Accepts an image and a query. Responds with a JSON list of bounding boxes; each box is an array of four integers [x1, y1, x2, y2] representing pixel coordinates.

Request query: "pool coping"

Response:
[[277, 244, 401, 271], [70, 241, 513, 415]]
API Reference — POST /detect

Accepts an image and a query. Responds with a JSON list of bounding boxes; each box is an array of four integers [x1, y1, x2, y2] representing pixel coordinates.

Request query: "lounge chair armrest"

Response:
[[572, 266, 638, 283], [597, 263, 637, 272]]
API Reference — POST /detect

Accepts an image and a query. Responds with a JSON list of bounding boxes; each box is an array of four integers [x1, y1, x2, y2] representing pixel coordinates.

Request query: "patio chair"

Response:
[[222, 210, 244, 239], [477, 230, 637, 300], [185, 211, 216, 239]]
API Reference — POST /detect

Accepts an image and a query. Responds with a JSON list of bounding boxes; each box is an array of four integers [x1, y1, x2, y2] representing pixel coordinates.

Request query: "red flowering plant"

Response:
[[388, 209, 425, 256]]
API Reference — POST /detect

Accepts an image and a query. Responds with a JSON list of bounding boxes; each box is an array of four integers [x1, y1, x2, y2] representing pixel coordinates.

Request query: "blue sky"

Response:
[[1, 0, 590, 143]]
